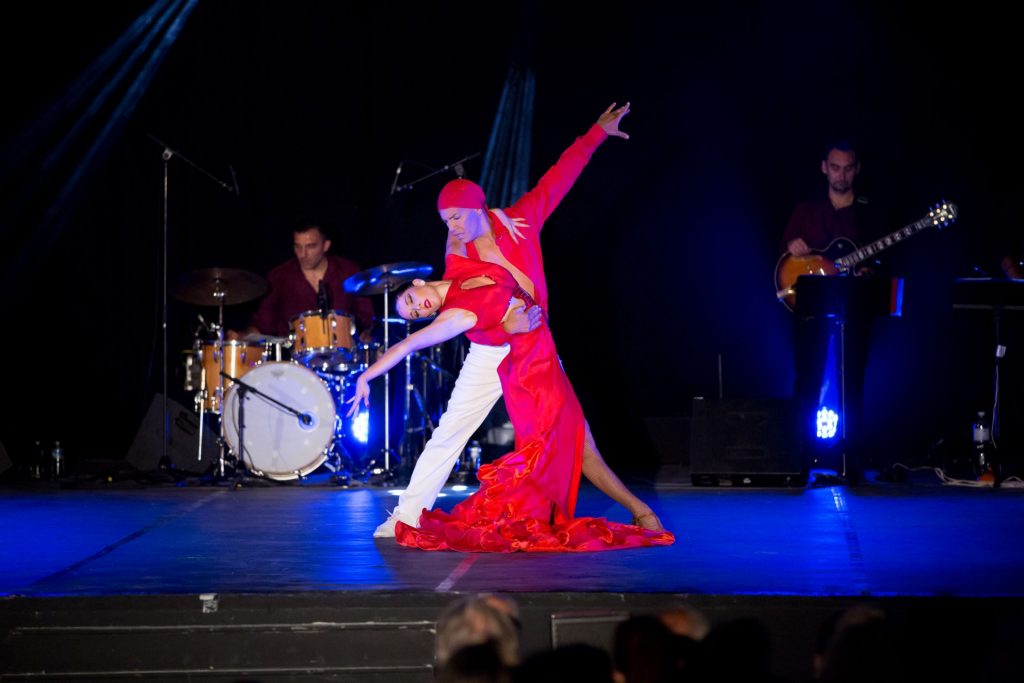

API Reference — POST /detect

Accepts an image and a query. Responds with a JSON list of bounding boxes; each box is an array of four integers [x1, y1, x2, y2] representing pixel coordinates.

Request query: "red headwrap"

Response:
[[437, 179, 487, 211]]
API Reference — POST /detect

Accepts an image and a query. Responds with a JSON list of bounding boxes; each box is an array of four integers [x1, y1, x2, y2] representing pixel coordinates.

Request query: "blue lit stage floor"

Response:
[[3, 473, 1024, 598]]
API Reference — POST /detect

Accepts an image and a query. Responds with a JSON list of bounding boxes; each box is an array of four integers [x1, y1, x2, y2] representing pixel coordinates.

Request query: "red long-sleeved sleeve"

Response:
[[509, 123, 607, 233]]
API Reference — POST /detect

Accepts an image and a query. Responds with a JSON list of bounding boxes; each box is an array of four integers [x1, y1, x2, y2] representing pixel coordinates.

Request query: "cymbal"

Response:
[[343, 262, 433, 295], [170, 267, 268, 306]]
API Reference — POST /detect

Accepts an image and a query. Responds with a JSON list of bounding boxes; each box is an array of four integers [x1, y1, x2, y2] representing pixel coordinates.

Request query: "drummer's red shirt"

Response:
[[249, 254, 375, 337]]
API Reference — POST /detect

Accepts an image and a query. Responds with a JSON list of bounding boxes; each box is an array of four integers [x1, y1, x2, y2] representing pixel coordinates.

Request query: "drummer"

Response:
[[227, 222, 375, 342]]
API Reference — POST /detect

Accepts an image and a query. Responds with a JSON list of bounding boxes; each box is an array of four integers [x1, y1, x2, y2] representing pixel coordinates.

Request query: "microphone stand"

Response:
[[392, 152, 481, 194], [220, 371, 313, 425], [149, 134, 237, 473], [388, 161, 404, 196], [318, 279, 331, 353], [220, 370, 313, 478]]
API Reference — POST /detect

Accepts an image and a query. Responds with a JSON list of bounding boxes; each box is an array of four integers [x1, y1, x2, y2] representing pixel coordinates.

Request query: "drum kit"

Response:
[[171, 261, 447, 484]]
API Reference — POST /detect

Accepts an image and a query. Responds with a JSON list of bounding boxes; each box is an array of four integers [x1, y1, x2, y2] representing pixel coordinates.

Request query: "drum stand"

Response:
[[191, 327, 227, 478], [341, 261, 434, 482], [400, 343, 425, 465], [375, 285, 399, 479], [195, 293, 231, 479], [197, 365, 209, 470], [399, 342, 448, 465]]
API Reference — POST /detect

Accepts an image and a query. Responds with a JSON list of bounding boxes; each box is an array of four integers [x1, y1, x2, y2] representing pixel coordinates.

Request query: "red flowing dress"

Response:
[[395, 256, 675, 552]]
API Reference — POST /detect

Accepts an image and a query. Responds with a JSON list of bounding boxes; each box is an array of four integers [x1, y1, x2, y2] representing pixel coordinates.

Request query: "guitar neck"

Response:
[[835, 216, 933, 270]]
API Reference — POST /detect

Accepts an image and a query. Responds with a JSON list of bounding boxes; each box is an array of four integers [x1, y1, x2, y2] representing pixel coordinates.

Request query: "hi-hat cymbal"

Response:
[[170, 267, 268, 306], [343, 262, 433, 295]]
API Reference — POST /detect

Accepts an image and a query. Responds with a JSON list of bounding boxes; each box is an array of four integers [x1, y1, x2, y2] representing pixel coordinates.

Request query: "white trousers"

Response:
[[392, 342, 509, 526]]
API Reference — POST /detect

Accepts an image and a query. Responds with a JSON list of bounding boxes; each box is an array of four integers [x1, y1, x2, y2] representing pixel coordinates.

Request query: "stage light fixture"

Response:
[[351, 410, 369, 443], [816, 407, 839, 440]]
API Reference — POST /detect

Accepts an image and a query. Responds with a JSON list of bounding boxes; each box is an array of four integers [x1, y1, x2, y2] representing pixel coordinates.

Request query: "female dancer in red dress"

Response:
[[348, 255, 674, 552]]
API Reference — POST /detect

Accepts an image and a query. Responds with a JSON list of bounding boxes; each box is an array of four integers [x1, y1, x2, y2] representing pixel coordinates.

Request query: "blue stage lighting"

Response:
[[351, 410, 369, 443], [816, 407, 839, 439]]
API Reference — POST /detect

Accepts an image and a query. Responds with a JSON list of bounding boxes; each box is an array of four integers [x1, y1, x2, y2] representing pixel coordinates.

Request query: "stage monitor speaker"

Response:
[[689, 397, 806, 486], [125, 394, 219, 474]]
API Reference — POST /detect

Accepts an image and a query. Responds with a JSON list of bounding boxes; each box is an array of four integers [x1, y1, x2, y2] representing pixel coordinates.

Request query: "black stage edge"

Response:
[[2, 591, 1023, 681], [4, 478, 1024, 680]]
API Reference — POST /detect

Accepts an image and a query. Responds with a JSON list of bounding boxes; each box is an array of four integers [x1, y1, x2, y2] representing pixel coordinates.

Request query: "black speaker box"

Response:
[[689, 397, 806, 486], [125, 394, 219, 474]]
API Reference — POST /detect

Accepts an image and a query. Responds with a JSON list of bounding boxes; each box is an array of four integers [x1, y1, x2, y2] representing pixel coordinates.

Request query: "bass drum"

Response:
[[221, 361, 336, 480]]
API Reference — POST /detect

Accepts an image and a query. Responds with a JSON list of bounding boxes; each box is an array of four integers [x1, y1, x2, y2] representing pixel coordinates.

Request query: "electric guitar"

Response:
[[774, 201, 958, 312]]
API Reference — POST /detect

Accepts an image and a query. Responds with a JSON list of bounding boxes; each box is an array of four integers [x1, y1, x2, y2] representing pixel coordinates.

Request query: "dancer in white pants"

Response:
[[385, 341, 508, 529], [376, 103, 664, 537]]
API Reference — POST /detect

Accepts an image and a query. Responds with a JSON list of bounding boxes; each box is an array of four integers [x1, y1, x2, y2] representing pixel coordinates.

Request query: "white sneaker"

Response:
[[373, 510, 402, 538]]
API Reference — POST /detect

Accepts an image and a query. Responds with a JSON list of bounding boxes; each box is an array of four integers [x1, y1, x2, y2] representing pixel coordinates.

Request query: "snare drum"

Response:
[[260, 336, 292, 363], [198, 340, 264, 412], [289, 310, 354, 367], [221, 361, 336, 481]]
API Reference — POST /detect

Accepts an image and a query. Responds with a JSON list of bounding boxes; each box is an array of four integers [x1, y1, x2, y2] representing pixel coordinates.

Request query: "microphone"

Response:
[[389, 161, 404, 195], [317, 279, 331, 318]]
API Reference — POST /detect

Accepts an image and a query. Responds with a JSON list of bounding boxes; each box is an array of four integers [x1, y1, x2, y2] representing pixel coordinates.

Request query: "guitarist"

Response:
[[781, 141, 879, 262], [780, 140, 883, 484]]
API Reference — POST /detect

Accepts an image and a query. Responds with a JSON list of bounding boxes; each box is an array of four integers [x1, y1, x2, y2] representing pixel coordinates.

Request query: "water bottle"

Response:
[[467, 440, 482, 473], [51, 441, 65, 479], [972, 412, 990, 476], [32, 440, 44, 480]]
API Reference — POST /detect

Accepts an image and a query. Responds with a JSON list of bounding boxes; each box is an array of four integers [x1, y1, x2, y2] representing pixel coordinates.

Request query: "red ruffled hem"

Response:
[[396, 512, 675, 553], [395, 440, 675, 553]]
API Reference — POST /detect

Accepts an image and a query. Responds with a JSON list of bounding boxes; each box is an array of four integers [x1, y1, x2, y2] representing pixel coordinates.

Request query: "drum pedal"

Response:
[[329, 473, 352, 487]]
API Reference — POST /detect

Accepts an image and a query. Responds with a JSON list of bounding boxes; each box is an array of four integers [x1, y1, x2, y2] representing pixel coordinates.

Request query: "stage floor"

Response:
[[4, 471, 1024, 598]]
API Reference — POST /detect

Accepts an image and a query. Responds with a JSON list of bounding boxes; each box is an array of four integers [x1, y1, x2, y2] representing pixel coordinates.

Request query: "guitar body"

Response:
[[774, 238, 857, 312], [773, 202, 957, 312]]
